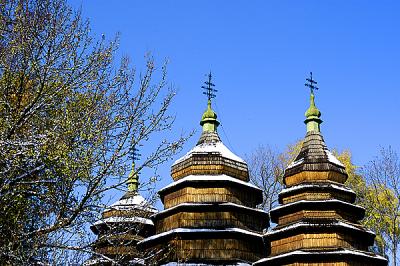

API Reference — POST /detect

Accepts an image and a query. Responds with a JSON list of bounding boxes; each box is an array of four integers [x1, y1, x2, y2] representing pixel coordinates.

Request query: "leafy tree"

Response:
[[334, 150, 387, 254], [0, 0, 189, 264], [362, 147, 400, 266]]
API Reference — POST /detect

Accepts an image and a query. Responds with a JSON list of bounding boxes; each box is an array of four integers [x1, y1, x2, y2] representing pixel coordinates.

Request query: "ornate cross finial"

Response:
[[202, 71, 217, 101], [127, 144, 141, 192], [304, 72, 322, 132], [129, 145, 141, 162], [305, 72, 319, 95]]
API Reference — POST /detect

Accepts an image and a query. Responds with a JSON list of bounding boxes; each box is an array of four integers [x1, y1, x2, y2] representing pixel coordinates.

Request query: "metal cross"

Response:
[[129, 145, 141, 162], [202, 71, 217, 101], [305, 72, 319, 94]]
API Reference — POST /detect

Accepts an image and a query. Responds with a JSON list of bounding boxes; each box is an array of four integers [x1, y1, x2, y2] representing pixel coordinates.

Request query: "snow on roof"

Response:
[[266, 220, 374, 236], [161, 263, 251, 266], [271, 199, 364, 213], [325, 149, 345, 167], [155, 202, 268, 218], [158, 174, 260, 194], [173, 141, 245, 165], [129, 258, 145, 265], [84, 257, 145, 266], [139, 227, 263, 244], [106, 194, 157, 213], [279, 183, 355, 195], [287, 158, 304, 169], [254, 249, 387, 263], [93, 216, 154, 226], [83, 258, 110, 266], [286, 148, 344, 170]]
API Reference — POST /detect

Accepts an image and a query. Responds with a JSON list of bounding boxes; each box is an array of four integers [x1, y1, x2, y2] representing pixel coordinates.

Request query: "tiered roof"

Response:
[[85, 166, 157, 265], [254, 78, 387, 266], [139, 76, 269, 265]]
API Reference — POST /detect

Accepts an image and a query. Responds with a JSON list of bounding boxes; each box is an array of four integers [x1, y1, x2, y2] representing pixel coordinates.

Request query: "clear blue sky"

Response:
[[69, 1, 400, 204]]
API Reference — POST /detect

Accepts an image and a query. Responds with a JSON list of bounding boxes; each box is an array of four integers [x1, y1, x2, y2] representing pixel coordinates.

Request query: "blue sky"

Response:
[[69, 1, 400, 203]]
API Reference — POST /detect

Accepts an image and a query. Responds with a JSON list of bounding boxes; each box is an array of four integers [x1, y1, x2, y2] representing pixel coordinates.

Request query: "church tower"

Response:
[[85, 163, 157, 265], [139, 73, 269, 265], [254, 73, 387, 266]]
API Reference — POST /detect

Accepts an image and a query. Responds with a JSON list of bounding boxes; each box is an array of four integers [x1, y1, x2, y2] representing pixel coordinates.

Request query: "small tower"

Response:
[[85, 159, 157, 265], [254, 73, 387, 266], [139, 73, 269, 265]]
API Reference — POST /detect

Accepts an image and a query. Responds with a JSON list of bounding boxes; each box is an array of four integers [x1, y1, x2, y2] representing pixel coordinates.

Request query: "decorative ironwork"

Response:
[[202, 71, 217, 101], [305, 71, 319, 94], [129, 145, 141, 162]]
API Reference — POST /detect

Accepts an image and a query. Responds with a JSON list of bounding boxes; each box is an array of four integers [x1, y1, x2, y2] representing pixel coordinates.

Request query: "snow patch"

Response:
[[271, 199, 364, 213], [325, 149, 345, 167], [140, 227, 263, 244], [84, 257, 145, 266], [266, 220, 374, 236], [162, 263, 250, 266], [159, 174, 260, 194], [286, 149, 345, 169], [286, 158, 304, 169], [155, 202, 269, 217], [254, 249, 387, 264], [93, 216, 154, 226], [280, 183, 355, 195], [83, 258, 110, 265], [174, 141, 245, 165], [106, 194, 157, 213]]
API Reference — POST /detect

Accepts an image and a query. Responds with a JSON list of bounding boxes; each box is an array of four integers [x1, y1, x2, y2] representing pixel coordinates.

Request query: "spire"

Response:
[[127, 162, 139, 192], [200, 72, 220, 132], [127, 146, 140, 193], [304, 72, 322, 132]]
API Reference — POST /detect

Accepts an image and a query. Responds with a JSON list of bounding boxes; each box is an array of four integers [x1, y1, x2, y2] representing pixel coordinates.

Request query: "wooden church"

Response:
[[89, 73, 388, 266], [253, 73, 387, 266], [84, 165, 157, 265], [138, 73, 270, 265]]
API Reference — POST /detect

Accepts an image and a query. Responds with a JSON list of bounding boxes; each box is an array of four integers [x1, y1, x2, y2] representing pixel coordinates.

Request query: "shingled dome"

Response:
[[85, 167, 157, 266], [254, 75, 387, 266], [139, 74, 269, 265]]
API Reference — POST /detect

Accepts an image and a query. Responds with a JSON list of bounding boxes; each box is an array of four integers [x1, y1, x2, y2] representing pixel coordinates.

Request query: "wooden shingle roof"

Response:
[[284, 131, 347, 179]]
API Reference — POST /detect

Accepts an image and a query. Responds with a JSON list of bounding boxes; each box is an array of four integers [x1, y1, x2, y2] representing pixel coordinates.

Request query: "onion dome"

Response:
[[84, 164, 157, 266], [170, 121, 249, 183], [139, 73, 269, 265], [304, 93, 322, 128], [200, 99, 220, 132], [254, 73, 387, 266]]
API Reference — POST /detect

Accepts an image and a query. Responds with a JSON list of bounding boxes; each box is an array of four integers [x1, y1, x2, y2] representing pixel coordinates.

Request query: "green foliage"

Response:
[[362, 147, 400, 265], [334, 148, 400, 262], [249, 139, 396, 261], [0, 0, 189, 263]]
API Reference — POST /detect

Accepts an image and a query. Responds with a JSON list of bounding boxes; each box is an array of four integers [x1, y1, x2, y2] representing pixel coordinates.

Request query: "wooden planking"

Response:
[[156, 211, 266, 233], [283, 262, 376, 266], [281, 191, 353, 205], [94, 246, 140, 256], [284, 171, 347, 187], [166, 238, 265, 263], [163, 186, 259, 209], [103, 209, 152, 219], [277, 210, 358, 226], [171, 156, 249, 181], [171, 164, 249, 182], [270, 233, 369, 256]]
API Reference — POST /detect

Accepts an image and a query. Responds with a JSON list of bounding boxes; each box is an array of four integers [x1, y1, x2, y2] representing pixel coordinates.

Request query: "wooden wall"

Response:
[[163, 186, 259, 209]]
